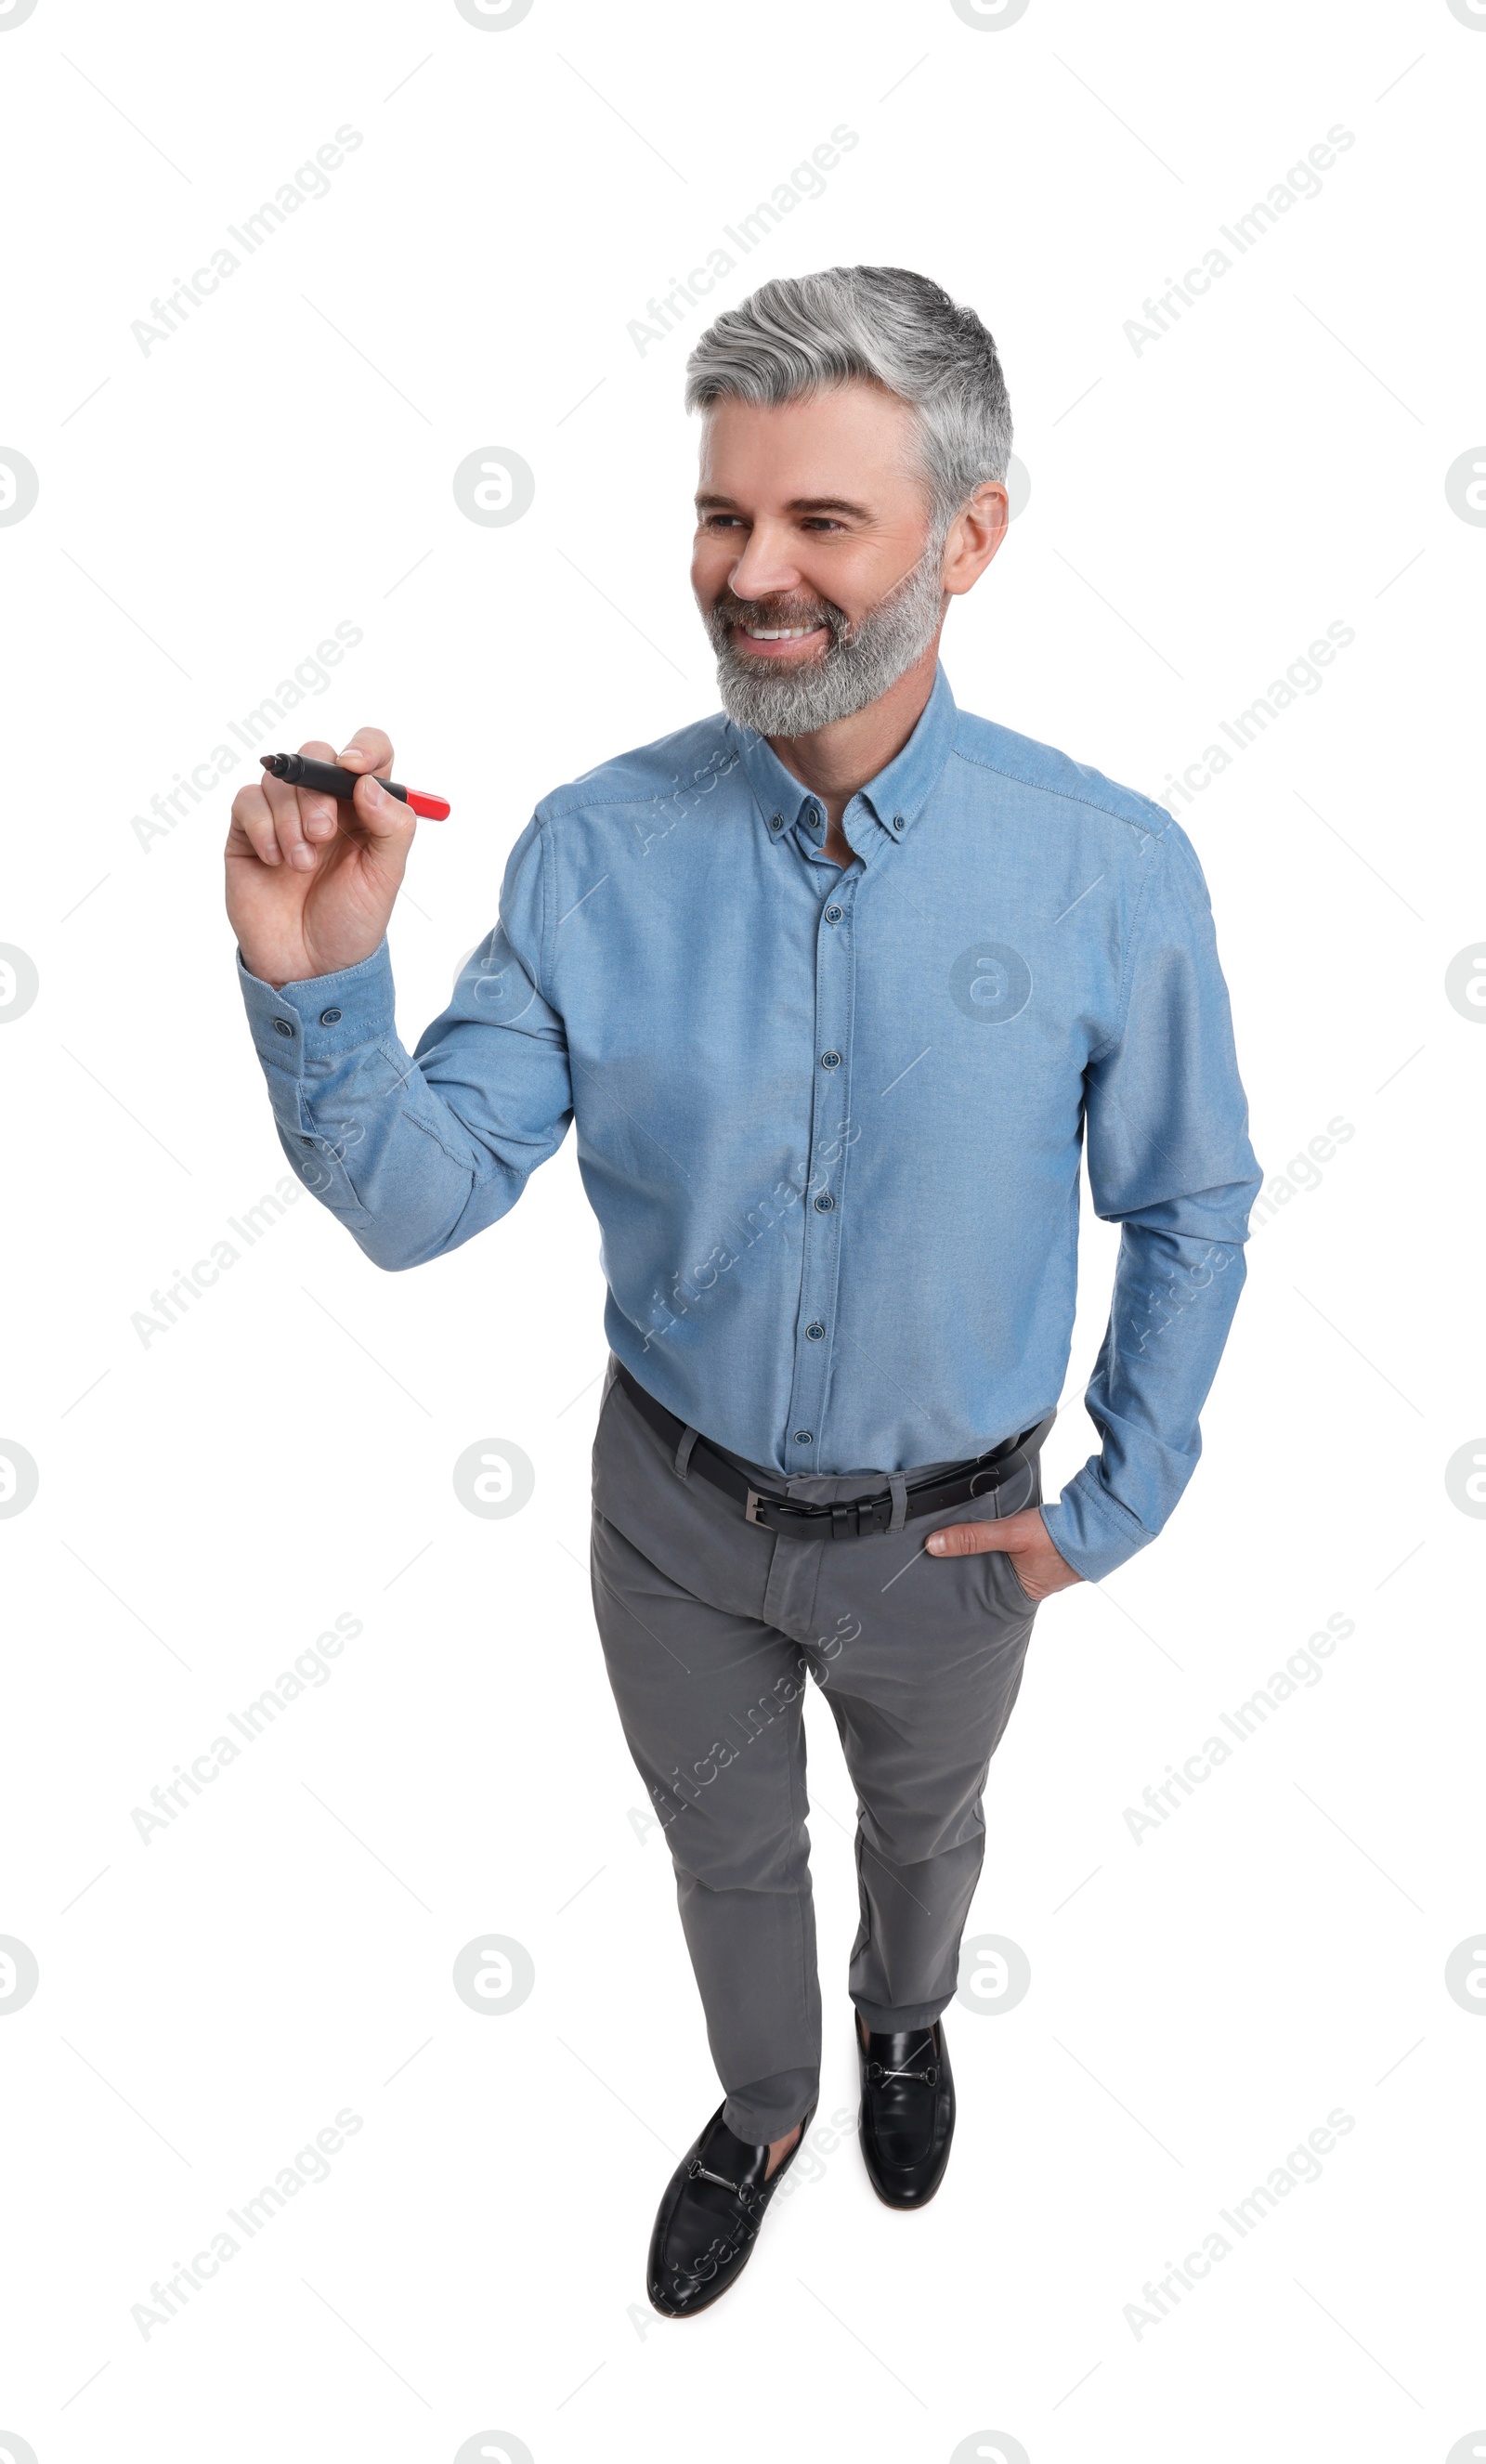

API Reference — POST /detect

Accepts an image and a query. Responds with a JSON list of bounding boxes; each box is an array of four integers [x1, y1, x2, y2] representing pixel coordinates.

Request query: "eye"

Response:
[[699, 513, 744, 530]]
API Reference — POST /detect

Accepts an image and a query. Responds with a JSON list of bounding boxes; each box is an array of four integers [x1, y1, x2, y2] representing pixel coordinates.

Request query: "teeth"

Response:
[[742, 625, 817, 640]]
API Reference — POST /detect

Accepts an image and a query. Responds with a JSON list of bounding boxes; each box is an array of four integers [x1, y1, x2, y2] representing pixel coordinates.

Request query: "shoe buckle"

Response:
[[687, 2157, 762, 2210]]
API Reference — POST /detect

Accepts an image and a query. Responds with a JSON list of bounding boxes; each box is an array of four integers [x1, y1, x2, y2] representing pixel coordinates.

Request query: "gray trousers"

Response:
[[590, 1355, 1049, 2145]]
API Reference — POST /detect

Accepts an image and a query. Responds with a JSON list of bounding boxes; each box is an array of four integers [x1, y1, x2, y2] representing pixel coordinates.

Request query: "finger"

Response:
[[350, 768, 418, 842], [335, 725, 395, 779], [925, 1521, 1002, 1558], [228, 780, 283, 867], [931, 1498, 1045, 1557], [295, 737, 342, 841], [260, 770, 316, 871], [926, 1509, 1038, 1558]]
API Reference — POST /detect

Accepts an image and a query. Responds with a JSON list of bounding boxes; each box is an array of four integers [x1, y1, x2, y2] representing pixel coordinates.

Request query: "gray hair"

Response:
[[684, 266, 1012, 543]]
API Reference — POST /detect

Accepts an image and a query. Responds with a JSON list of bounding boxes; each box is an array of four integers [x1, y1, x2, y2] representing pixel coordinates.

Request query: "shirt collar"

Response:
[[726, 658, 959, 853]]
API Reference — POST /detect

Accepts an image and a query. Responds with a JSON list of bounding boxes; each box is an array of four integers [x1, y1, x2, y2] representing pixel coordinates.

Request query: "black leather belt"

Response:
[[615, 1362, 1041, 1541]]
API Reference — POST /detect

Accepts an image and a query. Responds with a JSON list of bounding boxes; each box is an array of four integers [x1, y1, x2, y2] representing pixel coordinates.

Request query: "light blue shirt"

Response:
[[238, 662, 1260, 1579]]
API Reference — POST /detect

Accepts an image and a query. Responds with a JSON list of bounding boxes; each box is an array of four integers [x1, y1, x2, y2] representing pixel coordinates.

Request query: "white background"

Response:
[[1, 1, 1483, 2458]]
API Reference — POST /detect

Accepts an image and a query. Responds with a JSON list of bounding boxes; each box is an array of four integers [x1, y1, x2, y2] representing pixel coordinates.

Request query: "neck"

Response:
[[763, 639, 941, 827]]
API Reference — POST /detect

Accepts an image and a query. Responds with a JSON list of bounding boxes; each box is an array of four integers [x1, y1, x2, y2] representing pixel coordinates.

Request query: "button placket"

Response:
[[782, 878, 856, 1467]]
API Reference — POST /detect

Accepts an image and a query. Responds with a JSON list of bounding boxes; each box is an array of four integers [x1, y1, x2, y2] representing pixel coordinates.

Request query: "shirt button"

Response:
[[793, 1430, 813, 1445], [814, 1193, 834, 1212], [824, 905, 842, 923], [319, 1008, 343, 1025], [805, 1322, 825, 1340], [272, 1017, 295, 1037], [892, 813, 905, 832], [820, 1050, 841, 1069], [770, 814, 784, 831]]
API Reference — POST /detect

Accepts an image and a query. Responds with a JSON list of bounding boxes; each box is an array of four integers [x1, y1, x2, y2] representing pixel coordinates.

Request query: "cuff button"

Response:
[[272, 1017, 295, 1037], [319, 1008, 343, 1025]]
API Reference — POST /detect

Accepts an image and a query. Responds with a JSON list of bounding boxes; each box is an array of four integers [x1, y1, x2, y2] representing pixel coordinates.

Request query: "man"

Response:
[[227, 266, 1260, 2318]]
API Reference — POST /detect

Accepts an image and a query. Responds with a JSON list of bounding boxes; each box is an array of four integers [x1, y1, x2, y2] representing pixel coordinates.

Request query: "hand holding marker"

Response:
[[259, 751, 450, 820], [224, 727, 446, 993]]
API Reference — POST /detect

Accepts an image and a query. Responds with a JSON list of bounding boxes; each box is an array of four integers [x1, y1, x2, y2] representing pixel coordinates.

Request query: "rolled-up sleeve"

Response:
[[1039, 820, 1262, 1580], [236, 814, 573, 1271]]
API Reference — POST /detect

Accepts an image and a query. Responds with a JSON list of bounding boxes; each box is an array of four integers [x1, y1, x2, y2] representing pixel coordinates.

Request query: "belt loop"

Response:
[[673, 1425, 699, 1481], [888, 1471, 907, 1536]]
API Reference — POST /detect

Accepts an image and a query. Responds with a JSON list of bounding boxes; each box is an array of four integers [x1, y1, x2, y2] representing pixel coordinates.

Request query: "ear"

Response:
[[942, 481, 1010, 597]]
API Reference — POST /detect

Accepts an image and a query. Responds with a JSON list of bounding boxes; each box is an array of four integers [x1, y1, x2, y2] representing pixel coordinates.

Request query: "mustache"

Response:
[[710, 592, 844, 637]]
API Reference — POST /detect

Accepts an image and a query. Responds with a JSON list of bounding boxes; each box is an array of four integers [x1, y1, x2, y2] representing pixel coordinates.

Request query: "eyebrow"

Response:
[[694, 491, 874, 519]]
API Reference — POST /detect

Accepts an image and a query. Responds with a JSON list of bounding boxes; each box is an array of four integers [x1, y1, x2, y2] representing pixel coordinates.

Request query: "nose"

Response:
[[726, 519, 808, 603]]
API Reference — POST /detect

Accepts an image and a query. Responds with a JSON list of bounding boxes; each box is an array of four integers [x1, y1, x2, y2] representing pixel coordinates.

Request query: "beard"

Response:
[[701, 537, 948, 737]]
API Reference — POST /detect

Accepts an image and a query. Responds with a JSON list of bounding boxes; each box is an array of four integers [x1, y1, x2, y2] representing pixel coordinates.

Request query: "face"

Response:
[[692, 383, 955, 736]]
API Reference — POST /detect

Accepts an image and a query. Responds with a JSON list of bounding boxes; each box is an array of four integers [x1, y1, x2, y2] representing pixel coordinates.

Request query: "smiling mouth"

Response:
[[730, 618, 831, 655]]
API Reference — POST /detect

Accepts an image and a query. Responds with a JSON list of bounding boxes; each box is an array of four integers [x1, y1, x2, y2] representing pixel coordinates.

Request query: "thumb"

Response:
[[926, 1514, 1025, 1558], [928, 1524, 987, 1558], [351, 771, 418, 842]]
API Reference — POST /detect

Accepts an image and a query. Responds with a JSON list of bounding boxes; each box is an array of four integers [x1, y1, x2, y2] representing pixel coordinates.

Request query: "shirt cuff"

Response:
[[1040, 1472, 1154, 1584], [237, 939, 396, 1082]]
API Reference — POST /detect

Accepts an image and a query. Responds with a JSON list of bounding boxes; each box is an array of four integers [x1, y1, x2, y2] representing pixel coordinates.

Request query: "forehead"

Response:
[[695, 382, 922, 508]]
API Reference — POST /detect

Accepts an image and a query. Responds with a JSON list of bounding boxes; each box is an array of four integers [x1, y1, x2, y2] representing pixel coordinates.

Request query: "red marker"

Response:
[[259, 750, 450, 821]]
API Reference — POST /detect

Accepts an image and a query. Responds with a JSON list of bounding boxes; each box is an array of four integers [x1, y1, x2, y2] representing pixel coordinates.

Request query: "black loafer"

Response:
[[856, 2014, 955, 2209], [647, 2099, 815, 2318]]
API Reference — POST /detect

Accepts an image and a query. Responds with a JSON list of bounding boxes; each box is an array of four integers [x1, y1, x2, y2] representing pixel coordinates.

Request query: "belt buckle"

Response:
[[745, 1486, 822, 1534]]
